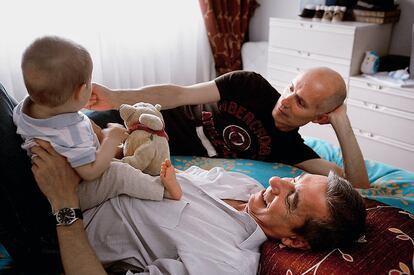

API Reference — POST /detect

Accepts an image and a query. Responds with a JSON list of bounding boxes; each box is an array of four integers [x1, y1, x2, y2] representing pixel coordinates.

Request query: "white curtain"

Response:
[[0, 0, 215, 101]]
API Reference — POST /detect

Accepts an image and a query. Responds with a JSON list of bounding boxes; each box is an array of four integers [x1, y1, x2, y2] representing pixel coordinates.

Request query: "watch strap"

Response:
[[73, 208, 83, 219]]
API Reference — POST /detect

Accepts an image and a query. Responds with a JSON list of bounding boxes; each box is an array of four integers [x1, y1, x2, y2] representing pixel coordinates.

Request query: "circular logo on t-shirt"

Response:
[[223, 125, 251, 152]]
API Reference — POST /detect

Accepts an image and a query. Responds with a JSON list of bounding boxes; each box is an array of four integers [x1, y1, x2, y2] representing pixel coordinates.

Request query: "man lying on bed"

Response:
[[87, 68, 369, 189], [32, 140, 366, 275]]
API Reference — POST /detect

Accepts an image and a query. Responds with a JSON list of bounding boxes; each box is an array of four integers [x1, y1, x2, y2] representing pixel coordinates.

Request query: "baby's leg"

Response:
[[160, 159, 182, 200], [78, 161, 165, 210]]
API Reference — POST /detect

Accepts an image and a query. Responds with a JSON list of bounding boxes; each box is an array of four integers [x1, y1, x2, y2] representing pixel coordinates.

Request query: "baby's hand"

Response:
[[102, 123, 129, 144]]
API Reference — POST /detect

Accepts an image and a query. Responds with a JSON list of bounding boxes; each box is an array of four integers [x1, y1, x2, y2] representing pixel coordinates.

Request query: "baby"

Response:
[[13, 36, 182, 210]]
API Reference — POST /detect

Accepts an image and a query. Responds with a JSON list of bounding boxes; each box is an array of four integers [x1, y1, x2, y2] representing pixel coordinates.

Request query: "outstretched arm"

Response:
[[297, 105, 369, 189], [85, 81, 220, 111], [30, 140, 107, 275], [328, 104, 369, 188]]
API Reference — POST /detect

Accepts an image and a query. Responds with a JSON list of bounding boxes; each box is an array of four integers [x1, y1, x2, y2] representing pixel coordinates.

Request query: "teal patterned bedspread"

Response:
[[171, 137, 414, 214], [1, 137, 413, 272]]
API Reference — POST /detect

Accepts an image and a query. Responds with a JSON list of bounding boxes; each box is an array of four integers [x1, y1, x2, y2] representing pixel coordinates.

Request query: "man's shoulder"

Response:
[[215, 70, 267, 85], [215, 70, 277, 101]]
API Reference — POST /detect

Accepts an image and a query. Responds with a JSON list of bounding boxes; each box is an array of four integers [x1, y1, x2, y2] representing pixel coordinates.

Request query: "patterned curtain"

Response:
[[199, 0, 259, 76]]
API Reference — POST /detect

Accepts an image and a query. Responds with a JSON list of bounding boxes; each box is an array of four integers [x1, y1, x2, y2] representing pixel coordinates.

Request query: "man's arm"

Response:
[[86, 81, 220, 111], [30, 140, 107, 275], [296, 105, 369, 189]]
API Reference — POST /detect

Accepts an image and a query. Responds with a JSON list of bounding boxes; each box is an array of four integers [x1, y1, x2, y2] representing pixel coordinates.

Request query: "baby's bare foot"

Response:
[[160, 159, 182, 200]]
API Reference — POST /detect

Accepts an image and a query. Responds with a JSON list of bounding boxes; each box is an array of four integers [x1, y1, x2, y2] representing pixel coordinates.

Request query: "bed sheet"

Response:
[[171, 137, 414, 214]]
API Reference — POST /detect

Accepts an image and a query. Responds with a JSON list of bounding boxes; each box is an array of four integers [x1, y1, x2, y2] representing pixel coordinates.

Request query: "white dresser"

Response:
[[267, 17, 392, 91], [266, 17, 414, 171], [346, 76, 414, 171]]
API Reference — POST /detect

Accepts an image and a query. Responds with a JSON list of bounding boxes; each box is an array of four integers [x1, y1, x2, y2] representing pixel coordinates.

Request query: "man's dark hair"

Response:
[[293, 171, 366, 250]]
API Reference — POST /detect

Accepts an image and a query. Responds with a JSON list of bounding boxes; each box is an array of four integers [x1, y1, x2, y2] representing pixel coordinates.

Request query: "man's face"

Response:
[[247, 173, 330, 244], [272, 72, 334, 132]]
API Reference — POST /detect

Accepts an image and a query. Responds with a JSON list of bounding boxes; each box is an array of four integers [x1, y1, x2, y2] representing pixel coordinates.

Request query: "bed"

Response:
[[0, 84, 413, 274], [171, 138, 414, 275], [1, 139, 413, 274]]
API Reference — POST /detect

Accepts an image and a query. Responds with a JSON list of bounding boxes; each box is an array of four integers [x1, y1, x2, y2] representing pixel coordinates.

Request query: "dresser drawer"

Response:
[[267, 64, 349, 92], [347, 99, 414, 145], [267, 64, 298, 85], [354, 128, 414, 172], [268, 47, 350, 79], [349, 76, 414, 113], [269, 19, 355, 59]]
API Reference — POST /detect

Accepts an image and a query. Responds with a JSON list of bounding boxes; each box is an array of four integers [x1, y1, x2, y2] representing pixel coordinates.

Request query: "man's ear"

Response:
[[312, 113, 329, 125], [281, 236, 311, 250]]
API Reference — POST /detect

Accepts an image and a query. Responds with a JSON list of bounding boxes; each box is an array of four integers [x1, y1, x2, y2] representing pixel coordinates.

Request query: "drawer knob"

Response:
[[362, 101, 381, 110], [366, 82, 383, 90], [360, 130, 374, 138]]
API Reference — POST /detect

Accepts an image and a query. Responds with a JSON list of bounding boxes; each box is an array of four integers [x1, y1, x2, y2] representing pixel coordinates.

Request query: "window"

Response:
[[1, 0, 214, 101]]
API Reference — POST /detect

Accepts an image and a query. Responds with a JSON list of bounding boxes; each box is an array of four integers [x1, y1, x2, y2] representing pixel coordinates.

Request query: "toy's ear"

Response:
[[139, 114, 163, 130], [155, 104, 162, 111], [119, 104, 136, 122]]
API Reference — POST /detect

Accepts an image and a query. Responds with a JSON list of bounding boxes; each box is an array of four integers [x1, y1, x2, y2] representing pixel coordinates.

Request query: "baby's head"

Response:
[[21, 36, 93, 108]]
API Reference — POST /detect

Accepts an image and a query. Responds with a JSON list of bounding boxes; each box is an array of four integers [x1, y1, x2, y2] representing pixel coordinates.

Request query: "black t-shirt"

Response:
[[163, 70, 319, 165]]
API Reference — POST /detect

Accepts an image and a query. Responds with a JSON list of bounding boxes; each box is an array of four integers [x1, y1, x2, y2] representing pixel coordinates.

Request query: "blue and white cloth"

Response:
[[13, 97, 98, 168]]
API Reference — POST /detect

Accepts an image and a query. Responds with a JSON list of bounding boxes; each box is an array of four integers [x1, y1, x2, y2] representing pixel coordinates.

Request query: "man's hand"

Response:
[[31, 140, 109, 275], [31, 140, 81, 212], [327, 104, 347, 126], [85, 83, 116, 111]]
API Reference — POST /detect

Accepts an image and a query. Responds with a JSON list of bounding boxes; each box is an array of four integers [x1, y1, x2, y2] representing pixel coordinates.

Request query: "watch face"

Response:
[[56, 208, 76, 225]]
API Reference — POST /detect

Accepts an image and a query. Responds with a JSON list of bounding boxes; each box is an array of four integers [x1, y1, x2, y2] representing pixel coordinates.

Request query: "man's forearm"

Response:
[[49, 184, 106, 275], [331, 113, 369, 189], [112, 85, 186, 110], [57, 221, 107, 275], [108, 81, 220, 111]]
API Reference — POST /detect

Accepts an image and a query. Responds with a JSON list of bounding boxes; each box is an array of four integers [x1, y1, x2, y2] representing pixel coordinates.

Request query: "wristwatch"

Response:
[[53, 207, 83, 226]]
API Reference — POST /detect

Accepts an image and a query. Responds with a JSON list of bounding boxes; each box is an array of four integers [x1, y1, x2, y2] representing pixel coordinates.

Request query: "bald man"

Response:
[[87, 68, 368, 188]]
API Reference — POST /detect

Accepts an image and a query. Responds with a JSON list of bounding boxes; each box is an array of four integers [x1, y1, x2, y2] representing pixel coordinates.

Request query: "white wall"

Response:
[[249, 0, 414, 56], [389, 0, 414, 55]]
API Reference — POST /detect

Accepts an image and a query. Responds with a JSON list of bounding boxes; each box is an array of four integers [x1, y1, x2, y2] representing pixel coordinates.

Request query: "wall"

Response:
[[249, 0, 414, 56]]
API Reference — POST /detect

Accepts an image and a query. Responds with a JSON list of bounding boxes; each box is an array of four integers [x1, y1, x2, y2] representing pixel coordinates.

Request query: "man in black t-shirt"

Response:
[[87, 67, 369, 189]]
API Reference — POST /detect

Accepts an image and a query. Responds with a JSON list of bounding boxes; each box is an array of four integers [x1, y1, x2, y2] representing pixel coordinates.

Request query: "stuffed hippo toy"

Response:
[[119, 102, 170, 175]]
